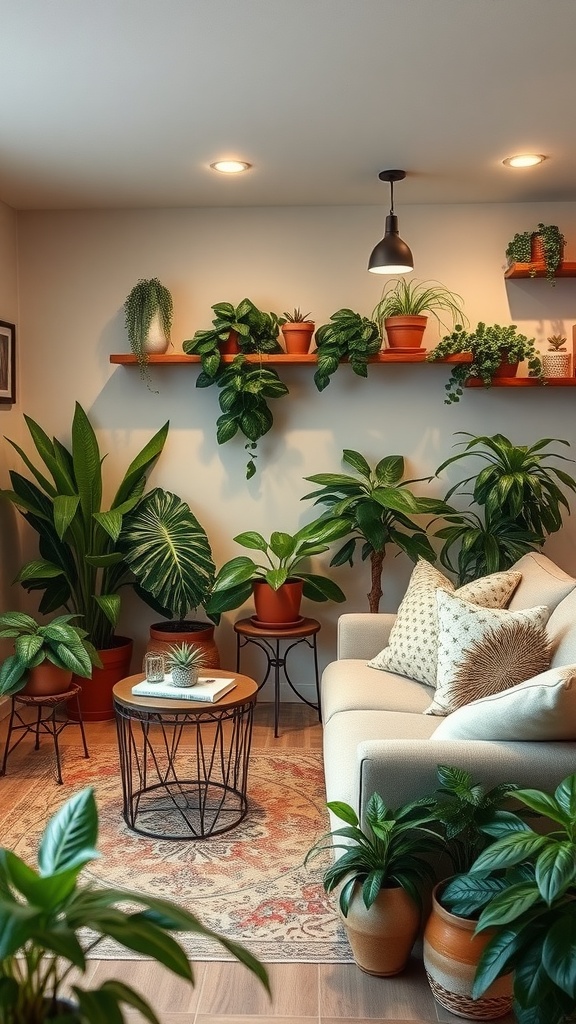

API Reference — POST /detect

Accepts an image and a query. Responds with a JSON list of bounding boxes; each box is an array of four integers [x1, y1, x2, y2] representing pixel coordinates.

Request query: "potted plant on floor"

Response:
[[0, 786, 268, 1023], [183, 298, 283, 375], [1, 404, 215, 719], [427, 322, 544, 401], [313, 308, 381, 391], [305, 792, 443, 976], [0, 611, 99, 698], [433, 431, 576, 583], [302, 449, 455, 612], [206, 518, 349, 625], [438, 771, 576, 1024], [280, 308, 315, 354], [505, 222, 566, 282], [371, 278, 467, 350], [123, 277, 173, 387], [423, 765, 524, 1020]]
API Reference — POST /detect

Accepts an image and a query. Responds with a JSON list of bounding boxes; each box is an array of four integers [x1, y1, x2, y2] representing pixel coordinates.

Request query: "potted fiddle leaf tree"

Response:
[[206, 518, 350, 625], [0, 786, 268, 1023], [302, 449, 455, 612]]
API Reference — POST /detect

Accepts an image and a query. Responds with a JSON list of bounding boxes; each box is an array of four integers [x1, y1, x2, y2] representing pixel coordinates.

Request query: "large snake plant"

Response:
[[2, 404, 215, 650]]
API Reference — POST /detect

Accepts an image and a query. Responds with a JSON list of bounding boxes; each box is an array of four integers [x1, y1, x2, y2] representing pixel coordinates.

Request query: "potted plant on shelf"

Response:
[[206, 518, 350, 626], [433, 431, 576, 583], [423, 765, 524, 1020], [183, 298, 283, 375], [166, 641, 204, 687], [0, 786, 268, 1023], [305, 793, 443, 976], [313, 308, 381, 391], [0, 611, 99, 698], [302, 448, 456, 612], [123, 277, 173, 387], [1, 404, 215, 720], [438, 771, 576, 1024], [280, 307, 315, 354], [543, 334, 571, 377], [371, 278, 467, 350], [505, 222, 566, 283], [427, 322, 544, 401]]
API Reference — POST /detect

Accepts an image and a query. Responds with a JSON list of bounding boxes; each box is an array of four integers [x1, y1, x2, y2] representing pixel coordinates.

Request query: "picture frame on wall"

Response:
[[0, 320, 16, 403]]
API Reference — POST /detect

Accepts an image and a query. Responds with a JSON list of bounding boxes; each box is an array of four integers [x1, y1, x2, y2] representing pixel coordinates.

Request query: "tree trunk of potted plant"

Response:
[[423, 882, 513, 1020], [343, 883, 420, 976], [252, 579, 304, 626]]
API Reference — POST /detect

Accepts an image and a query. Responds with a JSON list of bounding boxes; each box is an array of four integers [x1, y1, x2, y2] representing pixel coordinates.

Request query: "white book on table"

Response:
[[132, 675, 236, 703]]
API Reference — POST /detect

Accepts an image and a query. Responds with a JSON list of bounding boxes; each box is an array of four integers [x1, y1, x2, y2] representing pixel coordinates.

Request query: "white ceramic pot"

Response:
[[143, 311, 170, 355]]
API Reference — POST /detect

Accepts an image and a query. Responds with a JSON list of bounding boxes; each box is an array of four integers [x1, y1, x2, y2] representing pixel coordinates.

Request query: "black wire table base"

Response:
[[114, 699, 255, 840]]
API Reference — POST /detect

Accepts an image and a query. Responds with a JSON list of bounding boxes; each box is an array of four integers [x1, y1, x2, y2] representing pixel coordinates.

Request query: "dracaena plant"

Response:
[[440, 772, 576, 1024], [302, 449, 456, 612], [433, 432, 576, 584], [304, 793, 443, 915], [206, 518, 349, 618], [1, 404, 215, 650], [0, 787, 268, 1024]]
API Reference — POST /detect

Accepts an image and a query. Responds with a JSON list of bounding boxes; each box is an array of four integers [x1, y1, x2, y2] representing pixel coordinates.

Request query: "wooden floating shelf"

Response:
[[505, 260, 576, 279], [466, 377, 576, 387], [109, 351, 473, 366]]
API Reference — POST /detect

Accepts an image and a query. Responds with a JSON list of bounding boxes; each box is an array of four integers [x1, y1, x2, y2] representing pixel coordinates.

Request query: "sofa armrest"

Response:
[[357, 738, 576, 818], [337, 612, 396, 661]]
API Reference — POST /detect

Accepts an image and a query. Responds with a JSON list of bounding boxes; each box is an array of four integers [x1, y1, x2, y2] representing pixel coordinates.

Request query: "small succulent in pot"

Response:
[[166, 641, 205, 687], [547, 334, 567, 351], [280, 307, 313, 323]]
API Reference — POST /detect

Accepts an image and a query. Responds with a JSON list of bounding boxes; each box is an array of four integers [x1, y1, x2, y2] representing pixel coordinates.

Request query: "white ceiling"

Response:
[[2, 0, 576, 210]]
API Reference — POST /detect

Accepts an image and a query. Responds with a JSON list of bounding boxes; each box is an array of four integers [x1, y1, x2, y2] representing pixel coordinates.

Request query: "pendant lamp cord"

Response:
[[389, 179, 395, 216]]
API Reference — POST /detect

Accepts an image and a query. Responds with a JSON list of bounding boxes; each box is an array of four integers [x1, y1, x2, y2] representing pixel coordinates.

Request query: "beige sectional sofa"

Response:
[[321, 552, 576, 824]]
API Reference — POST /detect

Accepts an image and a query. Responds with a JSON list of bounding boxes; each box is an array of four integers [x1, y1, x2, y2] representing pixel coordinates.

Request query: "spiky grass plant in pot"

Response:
[[280, 308, 315, 354]]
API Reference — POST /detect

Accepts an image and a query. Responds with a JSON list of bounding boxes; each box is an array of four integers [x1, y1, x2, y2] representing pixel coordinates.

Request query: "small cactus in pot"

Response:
[[543, 334, 571, 377], [166, 642, 205, 687]]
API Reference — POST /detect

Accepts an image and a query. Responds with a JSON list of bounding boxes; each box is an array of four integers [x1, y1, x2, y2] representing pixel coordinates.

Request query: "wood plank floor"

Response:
[[0, 702, 515, 1023]]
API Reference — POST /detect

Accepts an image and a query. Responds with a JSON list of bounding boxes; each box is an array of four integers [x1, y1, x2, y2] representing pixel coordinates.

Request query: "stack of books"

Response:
[[132, 675, 236, 703]]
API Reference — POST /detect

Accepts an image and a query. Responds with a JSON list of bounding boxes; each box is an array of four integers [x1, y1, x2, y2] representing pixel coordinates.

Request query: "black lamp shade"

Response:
[[368, 215, 414, 275]]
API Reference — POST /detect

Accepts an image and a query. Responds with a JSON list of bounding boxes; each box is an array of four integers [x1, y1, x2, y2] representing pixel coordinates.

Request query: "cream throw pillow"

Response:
[[368, 559, 522, 688], [430, 665, 576, 741], [424, 591, 551, 716]]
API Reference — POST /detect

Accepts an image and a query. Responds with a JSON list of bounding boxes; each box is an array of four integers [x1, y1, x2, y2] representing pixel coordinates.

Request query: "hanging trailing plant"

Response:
[[123, 277, 173, 387], [505, 223, 566, 283], [427, 322, 544, 402]]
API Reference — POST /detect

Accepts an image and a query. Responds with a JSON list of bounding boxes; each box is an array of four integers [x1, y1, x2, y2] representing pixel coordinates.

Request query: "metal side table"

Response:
[[234, 616, 321, 737]]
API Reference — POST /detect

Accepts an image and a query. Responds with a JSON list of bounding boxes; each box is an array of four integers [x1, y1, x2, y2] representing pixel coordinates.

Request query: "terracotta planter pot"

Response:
[[252, 579, 304, 627], [146, 620, 220, 669], [22, 663, 73, 697], [219, 328, 240, 355], [69, 636, 133, 723], [342, 884, 420, 977], [281, 322, 315, 355], [384, 315, 428, 349], [492, 358, 519, 378], [423, 883, 513, 1020]]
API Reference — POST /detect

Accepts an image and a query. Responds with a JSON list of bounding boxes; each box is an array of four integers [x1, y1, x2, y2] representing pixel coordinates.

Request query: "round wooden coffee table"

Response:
[[113, 670, 257, 840]]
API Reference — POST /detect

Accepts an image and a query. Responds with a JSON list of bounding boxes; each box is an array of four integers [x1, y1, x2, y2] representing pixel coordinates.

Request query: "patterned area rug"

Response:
[[0, 745, 352, 963]]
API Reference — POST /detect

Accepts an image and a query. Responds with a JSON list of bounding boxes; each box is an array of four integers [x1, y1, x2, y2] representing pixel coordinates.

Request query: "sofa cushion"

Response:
[[430, 665, 576, 741], [425, 592, 551, 715], [368, 559, 521, 689], [321, 659, 431, 726], [547, 589, 576, 667], [508, 551, 576, 611]]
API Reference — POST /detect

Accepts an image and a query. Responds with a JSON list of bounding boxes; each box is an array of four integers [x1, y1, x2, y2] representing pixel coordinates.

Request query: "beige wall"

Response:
[[0, 199, 23, 619], [13, 201, 576, 694]]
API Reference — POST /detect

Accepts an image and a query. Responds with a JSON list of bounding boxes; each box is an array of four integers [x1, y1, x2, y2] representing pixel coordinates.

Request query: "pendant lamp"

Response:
[[368, 170, 414, 274]]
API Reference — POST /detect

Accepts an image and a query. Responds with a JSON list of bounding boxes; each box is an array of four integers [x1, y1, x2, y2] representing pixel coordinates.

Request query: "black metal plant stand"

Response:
[[0, 684, 89, 785]]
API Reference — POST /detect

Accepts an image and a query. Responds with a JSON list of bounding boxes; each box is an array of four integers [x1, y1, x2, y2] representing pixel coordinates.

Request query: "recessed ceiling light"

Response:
[[503, 154, 547, 168], [210, 160, 252, 174]]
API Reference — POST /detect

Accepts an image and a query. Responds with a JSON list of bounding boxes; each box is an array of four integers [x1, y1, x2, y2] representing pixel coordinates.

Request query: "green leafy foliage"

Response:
[[302, 449, 456, 611], [313, 309, 380, 391], [1, 406, 215, 649], [183, 298, 283, 376], [439, 772, 576, 1024], [206, 519, 350, 617], [505, 223, 566, 283], [0, 612, 100, 697], [123, 278, 173, 388], [0, 788, 268, 1023], [434, 432, 576, 583], [305, 793, 444, 916], [280, 307, 313, 323], [165, 641, 204, 669], [371, 277, 467, 334], [427, 322, 544, 403]]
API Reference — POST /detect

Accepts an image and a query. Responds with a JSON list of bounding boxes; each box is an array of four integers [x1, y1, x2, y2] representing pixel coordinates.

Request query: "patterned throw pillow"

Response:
[[424, 591, 551, 715], [368, 559, 522, 688]]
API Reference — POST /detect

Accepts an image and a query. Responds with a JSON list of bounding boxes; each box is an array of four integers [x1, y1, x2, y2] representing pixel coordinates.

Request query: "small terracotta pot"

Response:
[[70, 636, 133, 723], [384, 315, 428, 349], [492, 358, 519, 378], [423, 883, 513, 1020], [146, 620, 220, 669], [219, 328, 240, 355], [343, 884, 420, 977], [22, 663, 73, 697], [252, 579, 303, 626], [281, 322, 315, 355]]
